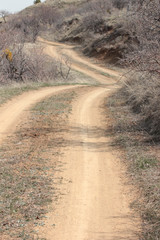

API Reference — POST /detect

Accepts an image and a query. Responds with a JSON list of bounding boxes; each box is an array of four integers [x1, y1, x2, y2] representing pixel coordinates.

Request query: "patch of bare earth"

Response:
[[0, 89, 76, 240]]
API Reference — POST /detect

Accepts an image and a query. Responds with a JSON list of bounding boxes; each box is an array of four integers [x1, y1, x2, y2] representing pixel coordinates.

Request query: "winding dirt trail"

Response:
[[38, 37, 119, 85], [0, 39, 141, 239], [37, 39, 140, 239], [38, 86, 140, 240], [0, 85, 79, 144]]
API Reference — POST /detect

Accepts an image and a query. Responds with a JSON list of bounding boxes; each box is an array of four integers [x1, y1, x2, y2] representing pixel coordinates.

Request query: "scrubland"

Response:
[[0, 0, 160, 239]]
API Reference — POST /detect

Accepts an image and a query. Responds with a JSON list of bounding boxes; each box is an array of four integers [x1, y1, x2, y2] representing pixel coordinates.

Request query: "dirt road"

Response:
[[38, 86, 140, 240], [37, 39, 140, 239], [0, 85, 78, 144], [0, 39, 140, 239], [38, 37, 119, 85]]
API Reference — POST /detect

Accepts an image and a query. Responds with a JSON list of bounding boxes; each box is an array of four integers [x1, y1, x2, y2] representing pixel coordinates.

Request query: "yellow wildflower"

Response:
[[3, 48, 13, 61]]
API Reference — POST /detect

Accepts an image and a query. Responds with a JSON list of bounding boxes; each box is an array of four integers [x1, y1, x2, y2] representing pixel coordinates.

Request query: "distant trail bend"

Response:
[[38, 37, 120, 85]]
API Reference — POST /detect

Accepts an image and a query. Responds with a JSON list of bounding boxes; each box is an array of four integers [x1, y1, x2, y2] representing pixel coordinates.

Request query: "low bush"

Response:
[[121, 0, 160, 136], [0, 44, 59, 83], [121, 73, 160, 136], [107, 89, 160, 240], [81, 13, 106, 33]]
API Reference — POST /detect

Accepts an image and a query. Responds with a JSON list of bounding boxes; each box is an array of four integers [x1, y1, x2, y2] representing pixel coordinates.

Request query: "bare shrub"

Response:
[[35, 5, 60, 26], [121, 0, 160, 135], [123, 0, 160, 76], [9, 14, 41, 43], [77, 0, 112, 16], [28, 46, 60, 81], [81, 13, 106, 34], [0, 44, 57, 83], [62, 5, 76, 19], [0, 4, 73, 85], [0, 29, 11, 50], [21, 16, 41, 42], [0, 19, 23, 49], [0, 10, 10, 23], [58, 55, 71, 81], [111, 0, 129, 9], [0, 44, 33, 82], [0, 42, 72, 84], [108, 87, 160, 240]]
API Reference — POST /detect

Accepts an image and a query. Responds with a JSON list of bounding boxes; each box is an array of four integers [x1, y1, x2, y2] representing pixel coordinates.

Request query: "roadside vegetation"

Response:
[[107, 89, 160, 240], [106, 1, 160, 239]]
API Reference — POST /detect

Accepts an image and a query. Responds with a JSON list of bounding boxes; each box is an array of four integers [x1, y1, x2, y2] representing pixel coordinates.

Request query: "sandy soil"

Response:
[[0, 39, 141, 239], [0, 85, 79, 144], [38, 86, 140, 240]]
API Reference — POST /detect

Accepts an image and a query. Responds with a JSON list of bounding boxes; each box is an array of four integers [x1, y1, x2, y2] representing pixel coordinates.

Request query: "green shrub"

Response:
[[34, 0, 41, 4]]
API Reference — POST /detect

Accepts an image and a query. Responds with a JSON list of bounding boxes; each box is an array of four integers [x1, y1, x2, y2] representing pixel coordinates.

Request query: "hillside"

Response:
[[41, 0, 132, 64], [0, 0, 160, 240], [16, 0, 131, 64]]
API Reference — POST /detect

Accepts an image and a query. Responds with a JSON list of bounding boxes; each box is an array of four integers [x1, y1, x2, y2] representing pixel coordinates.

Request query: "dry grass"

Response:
[[0, 90, 76, 239], [107, 89, 160, 240], [0, 65, 94, 107], [0, 82, 53, 106], [120, 73, 160, 136]]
